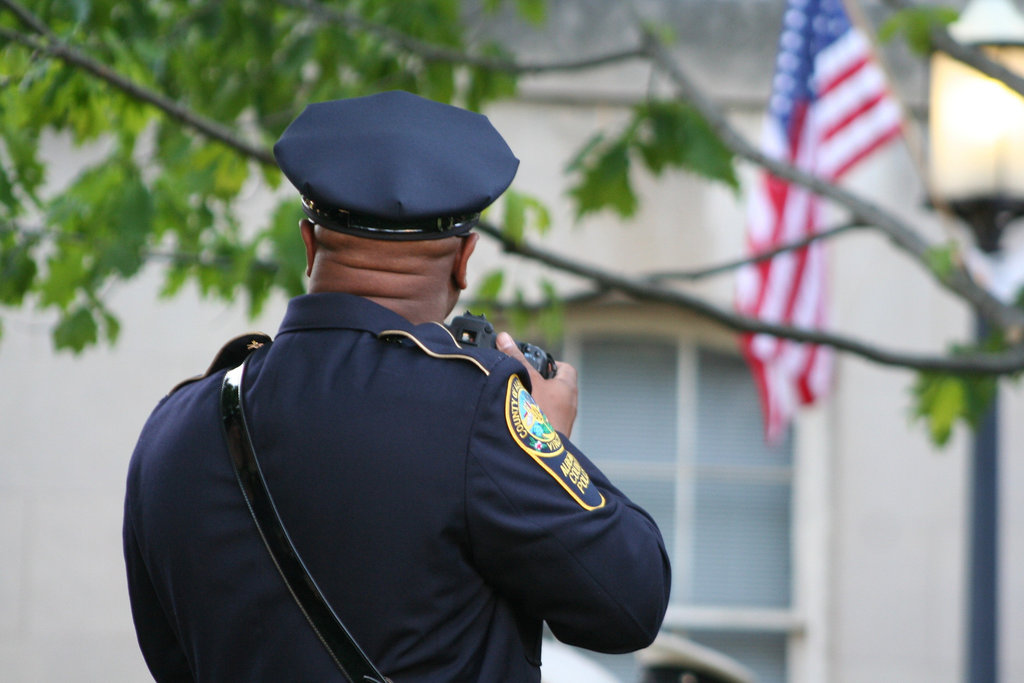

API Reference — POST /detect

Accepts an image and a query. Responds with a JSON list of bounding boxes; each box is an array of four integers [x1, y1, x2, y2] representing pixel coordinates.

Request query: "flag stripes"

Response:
[[737, 0, 901, 442]]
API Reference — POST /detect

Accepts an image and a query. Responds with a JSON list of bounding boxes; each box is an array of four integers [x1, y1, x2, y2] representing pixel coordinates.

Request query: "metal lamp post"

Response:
[[929, 1, 1024, 680]]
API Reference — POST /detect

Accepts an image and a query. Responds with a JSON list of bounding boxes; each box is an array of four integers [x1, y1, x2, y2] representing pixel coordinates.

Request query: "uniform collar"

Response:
[[277, 293, 456, 346]]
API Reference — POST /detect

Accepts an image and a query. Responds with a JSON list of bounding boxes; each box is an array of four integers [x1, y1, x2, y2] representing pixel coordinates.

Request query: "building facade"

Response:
[[2, 1, 1023, 681]]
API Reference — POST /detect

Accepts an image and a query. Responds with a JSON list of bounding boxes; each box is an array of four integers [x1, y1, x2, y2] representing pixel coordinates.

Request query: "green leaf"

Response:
[[104, 173, 154, 277], [515, 0, 547, 25], [567, 139, 637, 219], [491, 188, 548, 241], [266, 200, 308, 297], [913, 374, 965, 445], [879, 7, 959, 55], [925, 243, 957, 280], [0, 234, 38, 305], [642, 21, 676, 47], [566, 100, 737, 220], [159, 263, 190, 299], [636, 101, 738, 189], [536, 278, 564, 343], [476, 269, 505, 302], [53, 306, 98, 353], [464, 51, 518, 110], [193, 145, 250, 199], [912, 362, 997, 446], [243, 250, 276, 318], [101, 309, 121, 344], [424, 62, 456, 104], [39, 247, 89, 310], [565, 132, 606, 174], [0, 163, 18, 212], [508, 288, 532, 332], [504, 190, 526, 243], [501, 190, 552, 243], [0, 120, 44, 202], [505, 191, 548, 236]]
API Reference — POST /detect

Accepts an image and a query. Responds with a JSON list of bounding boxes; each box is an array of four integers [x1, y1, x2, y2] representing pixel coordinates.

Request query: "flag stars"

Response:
[[769, 95, 792, 118], [784, 8, 807, 28], [781, 29, 804, 52], [778, 52, 800, 71], [774, 71, 796, 92]]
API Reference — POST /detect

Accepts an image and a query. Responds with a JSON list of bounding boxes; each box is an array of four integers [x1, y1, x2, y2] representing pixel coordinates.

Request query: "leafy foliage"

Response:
[[1, 0, 1020, 447], [566, 99, 737, 220], [0, 0, 528, 352]]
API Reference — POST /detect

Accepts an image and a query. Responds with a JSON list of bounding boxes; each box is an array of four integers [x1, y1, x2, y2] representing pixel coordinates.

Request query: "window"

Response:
[[569, 337, 795, 683]]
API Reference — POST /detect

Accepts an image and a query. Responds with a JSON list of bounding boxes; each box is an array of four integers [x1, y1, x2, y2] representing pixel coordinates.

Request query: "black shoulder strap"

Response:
[[220, 355, 389, 683]]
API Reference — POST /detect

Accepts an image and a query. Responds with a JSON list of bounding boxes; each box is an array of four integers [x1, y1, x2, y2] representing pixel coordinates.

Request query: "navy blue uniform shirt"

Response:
[[124, 293, 671, 682]]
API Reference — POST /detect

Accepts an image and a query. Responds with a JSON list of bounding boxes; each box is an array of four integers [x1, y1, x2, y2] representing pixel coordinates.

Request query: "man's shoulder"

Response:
[[167, 332, 274, 396], [378, 321, 515, 380]]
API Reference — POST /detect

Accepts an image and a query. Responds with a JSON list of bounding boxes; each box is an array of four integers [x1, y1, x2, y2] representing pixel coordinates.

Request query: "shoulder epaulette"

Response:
[[378, 323, 490, 376], [168, 333, 273, 395]]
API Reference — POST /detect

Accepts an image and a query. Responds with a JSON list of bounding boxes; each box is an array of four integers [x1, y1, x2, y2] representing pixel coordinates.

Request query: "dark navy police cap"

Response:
[[274, 90, 519, 240]]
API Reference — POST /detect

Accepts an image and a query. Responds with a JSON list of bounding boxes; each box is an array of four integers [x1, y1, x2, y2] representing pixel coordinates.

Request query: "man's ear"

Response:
[[300, 219, 317, 277], [452, 232, 478, 290]]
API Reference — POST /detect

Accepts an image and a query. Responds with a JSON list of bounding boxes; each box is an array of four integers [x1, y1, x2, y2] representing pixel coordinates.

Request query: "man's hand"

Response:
[[497, 332, 578, 437]]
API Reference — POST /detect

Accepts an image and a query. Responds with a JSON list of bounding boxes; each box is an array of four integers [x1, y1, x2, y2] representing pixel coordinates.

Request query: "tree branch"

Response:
[[8, 0, 1024, 375], [0, 7, 276, 166], [282, 0, 647, 74], [636, 26, 1024, 334], [0, 0, 643, 167], [648, 220, 866, 282], [0, 220, 278, 272], [881, 0, 1024, 100], [0, 0, 52, 37], [475, 222, 1024, 375]]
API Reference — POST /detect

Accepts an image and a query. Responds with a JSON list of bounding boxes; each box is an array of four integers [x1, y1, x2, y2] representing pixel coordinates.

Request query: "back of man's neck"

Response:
[[308, 280, 448, 325]]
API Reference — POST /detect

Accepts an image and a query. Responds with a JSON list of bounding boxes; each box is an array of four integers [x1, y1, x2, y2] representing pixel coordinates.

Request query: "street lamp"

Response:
[[930, 0, 1024, 246], [928, 1, 1024, 680]]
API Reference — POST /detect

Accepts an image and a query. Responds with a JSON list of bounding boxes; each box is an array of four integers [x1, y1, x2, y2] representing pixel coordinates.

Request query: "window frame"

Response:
[[562, 303, 831, 683]]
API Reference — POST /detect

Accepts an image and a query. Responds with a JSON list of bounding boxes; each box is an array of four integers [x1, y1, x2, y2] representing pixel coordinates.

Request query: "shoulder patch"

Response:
[[504, 375, 605, 511]]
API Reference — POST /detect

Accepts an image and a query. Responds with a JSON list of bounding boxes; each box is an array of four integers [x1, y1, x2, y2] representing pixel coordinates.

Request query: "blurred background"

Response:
[[2, 0, 1024, 681]]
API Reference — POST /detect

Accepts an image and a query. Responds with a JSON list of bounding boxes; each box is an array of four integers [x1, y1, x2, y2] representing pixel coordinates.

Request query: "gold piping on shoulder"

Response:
[[428, 321, 462, 347], [378, 329, 490, 375]]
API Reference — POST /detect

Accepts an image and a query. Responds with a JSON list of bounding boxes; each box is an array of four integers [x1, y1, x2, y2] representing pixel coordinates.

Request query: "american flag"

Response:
[[736, 0, 902, 442]]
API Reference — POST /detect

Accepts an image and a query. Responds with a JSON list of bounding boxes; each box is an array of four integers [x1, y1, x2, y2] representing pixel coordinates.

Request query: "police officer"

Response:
[[123, 90, 671, 682]]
